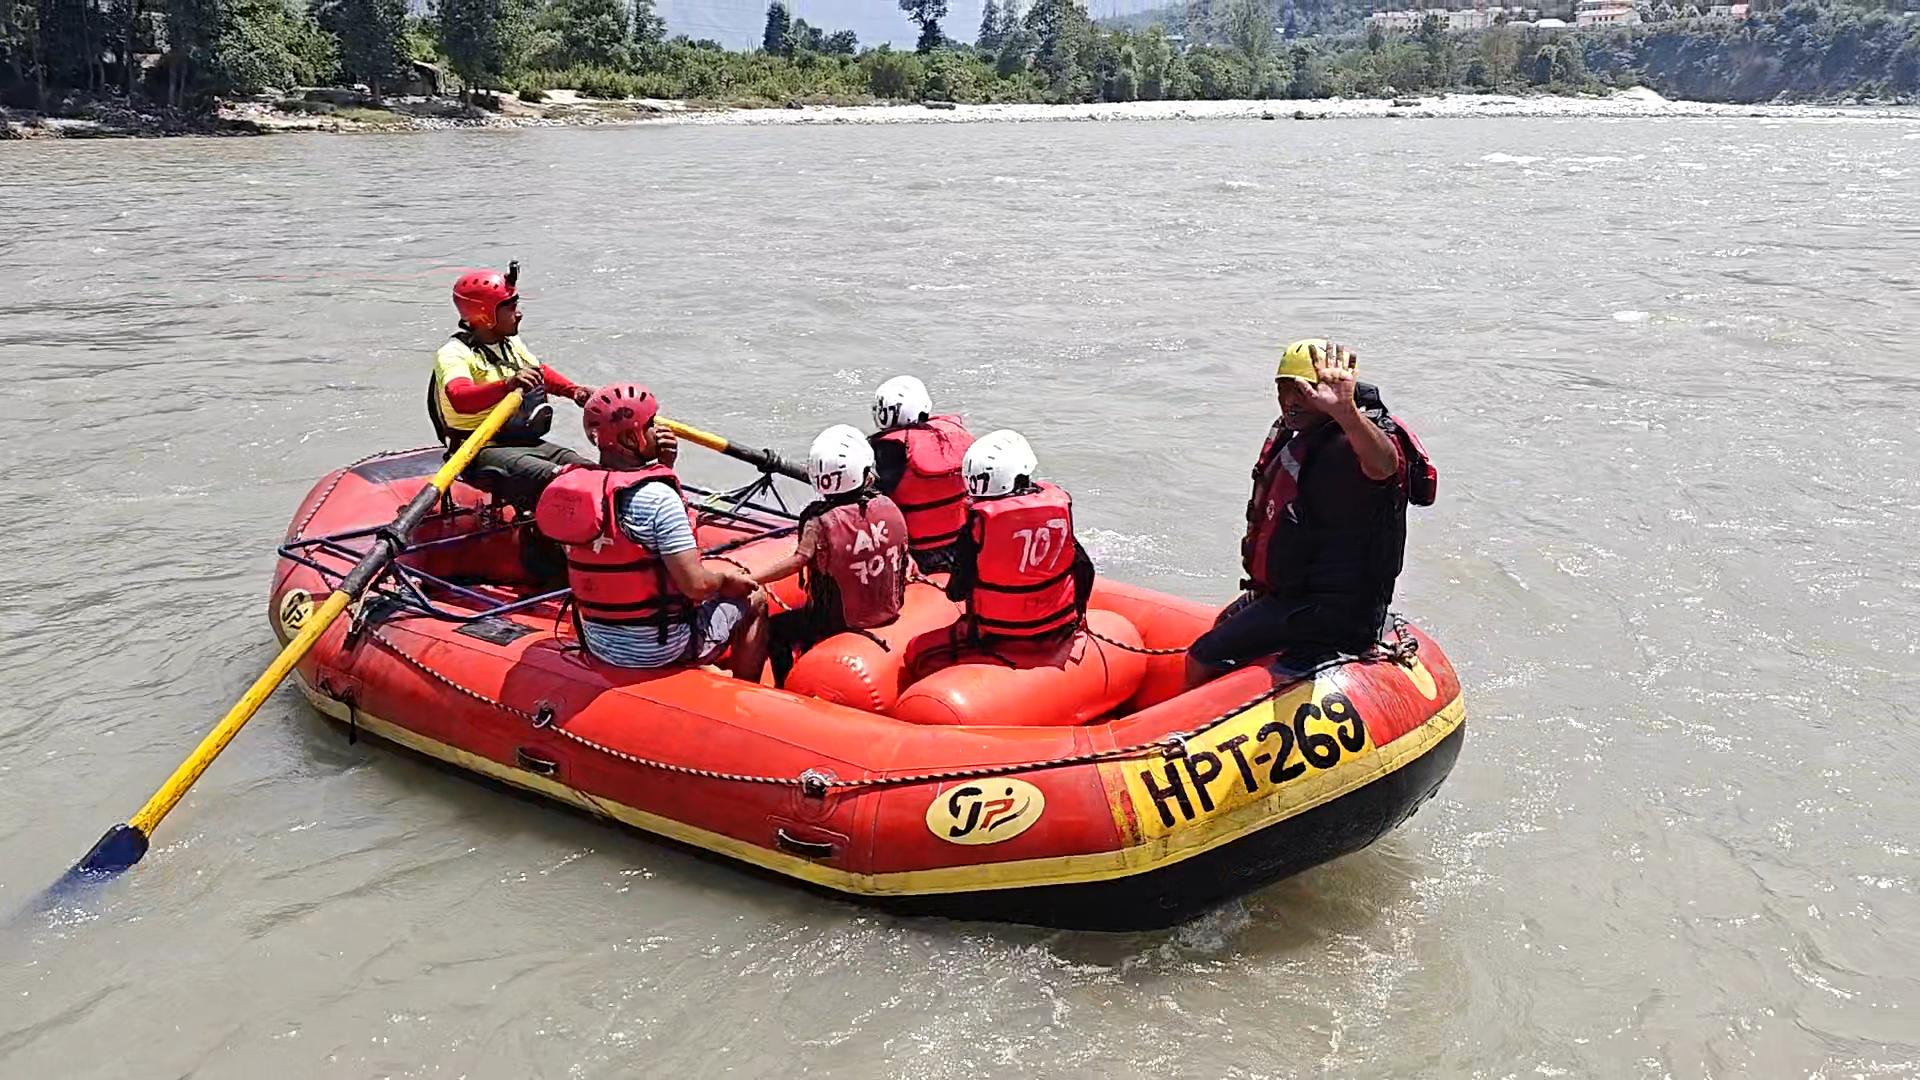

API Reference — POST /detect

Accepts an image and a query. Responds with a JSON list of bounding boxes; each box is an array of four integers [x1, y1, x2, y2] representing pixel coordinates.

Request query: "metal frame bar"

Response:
[[277, 477, 800, 624]]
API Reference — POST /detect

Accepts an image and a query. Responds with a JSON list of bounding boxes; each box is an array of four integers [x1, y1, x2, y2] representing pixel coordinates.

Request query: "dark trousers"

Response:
[[453, 440, 591, 585], [1187, 590, 1385, 676], [460, 440, 592, 508], [767, 607, 840, 687]]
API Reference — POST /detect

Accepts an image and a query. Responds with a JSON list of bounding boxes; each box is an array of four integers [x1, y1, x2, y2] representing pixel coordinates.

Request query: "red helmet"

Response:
[[452, 269, 517, 332], [582, 383, 660, 451]]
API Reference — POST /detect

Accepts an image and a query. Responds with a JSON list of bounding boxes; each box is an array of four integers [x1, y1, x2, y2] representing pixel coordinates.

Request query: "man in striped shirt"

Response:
[[537, 385, 770, 679]]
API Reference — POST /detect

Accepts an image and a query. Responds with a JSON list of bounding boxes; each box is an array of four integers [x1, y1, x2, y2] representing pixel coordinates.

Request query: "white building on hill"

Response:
[[1575, 0, 1643, 24], [1368, 5, 1541, 31]]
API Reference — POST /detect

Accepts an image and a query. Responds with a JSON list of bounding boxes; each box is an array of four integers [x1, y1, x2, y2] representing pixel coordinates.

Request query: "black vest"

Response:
[[1252, 384, 1407, 639]]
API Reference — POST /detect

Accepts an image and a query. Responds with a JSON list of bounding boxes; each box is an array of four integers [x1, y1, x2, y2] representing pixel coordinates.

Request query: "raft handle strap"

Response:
[[515, 748, 559, 778], [775, 828, 835, 859], [317, 675, 360, 745]]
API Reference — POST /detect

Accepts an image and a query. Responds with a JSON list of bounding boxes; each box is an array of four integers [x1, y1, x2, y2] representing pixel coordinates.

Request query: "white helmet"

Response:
[[807, 424, 875, 498], [962, 429, 1037, 499], [872, 375, 933, 431]]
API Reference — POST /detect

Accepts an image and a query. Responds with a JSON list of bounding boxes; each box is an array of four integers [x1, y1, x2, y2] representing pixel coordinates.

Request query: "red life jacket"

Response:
[[1395, 416, 1438, 508], [534, 464, 694, 631], [873, 415, 973, 552], [808, 494, 909, 630], [1240, 412, 1437, 594], [966, 481, 1080, 640], [1240, 419, 1312, 594]]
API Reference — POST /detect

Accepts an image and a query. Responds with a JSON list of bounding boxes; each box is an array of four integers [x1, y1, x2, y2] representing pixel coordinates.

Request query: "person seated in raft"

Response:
[[867, 375, 975, 575], [533, 383, 771, 680], [428, 263, 596, 507], [940, 429, 1096, 649], [749, 425, 910, 687], [1184, 340, 1437, 688]]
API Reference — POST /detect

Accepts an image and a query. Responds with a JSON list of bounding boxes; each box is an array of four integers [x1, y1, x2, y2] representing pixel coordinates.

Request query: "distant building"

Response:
[[1707, 2, 1750, 15], [1368, 8, 1424, 31], [1367, 5, 1540, 31], [1575, 0, 1642, 24]]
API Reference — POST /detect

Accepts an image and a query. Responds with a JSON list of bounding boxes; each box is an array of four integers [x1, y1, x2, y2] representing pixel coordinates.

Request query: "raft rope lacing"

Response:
[[356, 614, 1420, 794]]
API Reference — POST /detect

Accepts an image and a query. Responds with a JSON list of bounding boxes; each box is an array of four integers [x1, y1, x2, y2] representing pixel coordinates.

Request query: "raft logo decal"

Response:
[[1123, 686, 1371, 837], [277, 589, 314, 639], [927, 779, 1045, 845]]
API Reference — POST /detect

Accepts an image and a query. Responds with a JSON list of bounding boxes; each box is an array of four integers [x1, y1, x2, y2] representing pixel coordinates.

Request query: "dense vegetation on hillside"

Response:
[[1, 0, 1914, 118], [1583, 1, 1920, 99]]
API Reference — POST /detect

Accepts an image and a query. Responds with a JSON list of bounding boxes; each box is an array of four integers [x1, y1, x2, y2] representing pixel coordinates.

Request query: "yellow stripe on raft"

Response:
[[292, 671, 1464, 897]]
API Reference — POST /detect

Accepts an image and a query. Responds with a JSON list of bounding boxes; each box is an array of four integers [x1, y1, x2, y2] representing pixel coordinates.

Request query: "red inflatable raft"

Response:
[[271, 449, 1466, 930]]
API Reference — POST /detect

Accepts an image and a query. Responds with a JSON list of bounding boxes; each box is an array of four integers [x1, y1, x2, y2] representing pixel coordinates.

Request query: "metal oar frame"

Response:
[[276, 475, 799, 625]]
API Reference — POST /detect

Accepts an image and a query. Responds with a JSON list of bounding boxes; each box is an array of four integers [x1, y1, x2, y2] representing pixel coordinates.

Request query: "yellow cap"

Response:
[[1276, 338, 1328, 384]]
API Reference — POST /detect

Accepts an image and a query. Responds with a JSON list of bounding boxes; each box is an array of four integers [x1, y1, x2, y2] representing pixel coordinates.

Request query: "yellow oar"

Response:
[[73, 392, 527, 877], [660, 418, 808, 482]]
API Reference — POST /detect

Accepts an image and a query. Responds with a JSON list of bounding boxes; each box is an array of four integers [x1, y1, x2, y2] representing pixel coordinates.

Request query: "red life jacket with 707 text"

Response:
[[809, 493, 909, 630], [966, 481, 1080, 640]]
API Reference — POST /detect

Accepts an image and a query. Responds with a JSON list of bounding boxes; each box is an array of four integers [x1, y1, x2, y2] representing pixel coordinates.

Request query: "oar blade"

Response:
[[74, 824, 150, 877], [54, 394, 526, 888]]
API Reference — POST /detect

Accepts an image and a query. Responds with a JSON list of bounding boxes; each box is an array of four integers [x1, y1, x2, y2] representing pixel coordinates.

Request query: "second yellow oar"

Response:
[[660, 418, 808, 482], [72, 392, 526, 877]]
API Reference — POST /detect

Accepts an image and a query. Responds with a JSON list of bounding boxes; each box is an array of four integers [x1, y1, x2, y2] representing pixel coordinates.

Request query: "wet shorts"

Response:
[[689, 597, 750, 665]]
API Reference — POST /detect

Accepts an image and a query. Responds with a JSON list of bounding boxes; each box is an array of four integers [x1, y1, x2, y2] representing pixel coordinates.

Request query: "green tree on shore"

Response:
[[761, 0, 790, 55], [900, 0, 947, 53], [1025, 0, 1090, 97], [537, 0, 630, 68], [977, 0, 1001, 50], [996, 0, 1020, 43], [630, 0, 660, 47], [319, 0, 409, 98], [1138, 25, 1172, 97], [439, 0, 530, 98], [1227, 0, 1273, 68]]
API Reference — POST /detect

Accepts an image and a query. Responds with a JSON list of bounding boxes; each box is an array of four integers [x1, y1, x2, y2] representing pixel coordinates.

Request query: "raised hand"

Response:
[[1306, 342, 1360, 416]]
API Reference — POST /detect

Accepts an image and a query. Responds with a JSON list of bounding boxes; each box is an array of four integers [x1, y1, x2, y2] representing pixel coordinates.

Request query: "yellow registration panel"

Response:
[[1121, 678, 1375, 839]]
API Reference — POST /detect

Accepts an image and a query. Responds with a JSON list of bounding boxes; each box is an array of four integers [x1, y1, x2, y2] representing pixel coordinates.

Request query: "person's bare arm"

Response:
[[660, 549, 757, 602], [754, 519, 817, 586]]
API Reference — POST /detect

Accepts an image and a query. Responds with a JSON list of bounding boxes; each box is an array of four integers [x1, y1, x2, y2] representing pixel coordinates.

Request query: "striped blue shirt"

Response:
[[580, 483, 698, 668]]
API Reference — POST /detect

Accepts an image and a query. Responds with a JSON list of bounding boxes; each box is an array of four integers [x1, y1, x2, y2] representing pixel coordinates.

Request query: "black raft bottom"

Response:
[[879, 723, 1467, 932]]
